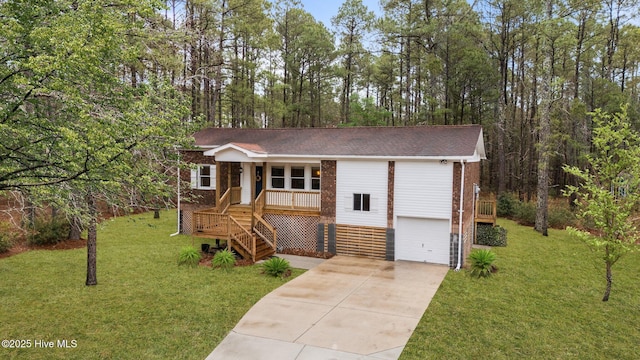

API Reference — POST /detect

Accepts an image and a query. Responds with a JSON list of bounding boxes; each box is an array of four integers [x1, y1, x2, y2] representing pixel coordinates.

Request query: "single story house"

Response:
[[179, 125, 486, 267]]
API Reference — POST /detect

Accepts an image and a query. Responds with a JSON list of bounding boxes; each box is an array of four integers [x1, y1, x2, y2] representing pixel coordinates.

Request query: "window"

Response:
[[271, 166, 285, 189], [353, 193, 370, 212], [291, 167, 305, 189], [311, 167, 321, 190], [191, 165, 216, 190]]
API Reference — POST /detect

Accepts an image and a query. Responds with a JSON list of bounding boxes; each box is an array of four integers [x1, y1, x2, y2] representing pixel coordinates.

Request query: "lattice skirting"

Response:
[[180, 210, 194, 235], [263, 213, 320, 252]]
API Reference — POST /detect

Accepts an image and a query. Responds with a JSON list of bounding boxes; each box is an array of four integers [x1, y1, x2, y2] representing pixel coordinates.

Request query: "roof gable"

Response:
[[193, 125, 486, 160]]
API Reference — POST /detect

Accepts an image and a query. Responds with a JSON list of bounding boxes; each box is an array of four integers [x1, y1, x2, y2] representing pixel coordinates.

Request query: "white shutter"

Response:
[[370, 197, 379, 213], [344, 196, 353, 211], [190, 168, 198, 189]]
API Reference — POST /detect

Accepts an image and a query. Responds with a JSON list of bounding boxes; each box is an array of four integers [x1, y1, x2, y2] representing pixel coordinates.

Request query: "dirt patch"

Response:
[[0, 238, 87, 259]]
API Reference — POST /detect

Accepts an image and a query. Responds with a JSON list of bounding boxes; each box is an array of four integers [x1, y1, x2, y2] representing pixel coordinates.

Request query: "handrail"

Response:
[[255, 190, 265, 217], [253, 212, 277, 251], [230, 187, 242, 205], [229, 216, 255, 262], [192, 212, 229, 236], [217, 188, 231, 213]]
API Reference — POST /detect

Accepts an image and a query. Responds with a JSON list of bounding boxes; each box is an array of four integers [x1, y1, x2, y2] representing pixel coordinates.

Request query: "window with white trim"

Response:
[[271, 166, 285, 189], [353, 193, 371, 212], [291, 167, 305, 189], [311, 167, 321, 190], [190, 165, 216, 190]]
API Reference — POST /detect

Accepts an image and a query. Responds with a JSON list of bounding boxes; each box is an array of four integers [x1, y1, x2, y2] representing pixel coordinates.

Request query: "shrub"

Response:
[[261, 257, 292, 278], [548, 207, 577, 229], [497, 193, 518, 217], [0, 221, 18, 253], [178, 246, 202, 267], [28, 217, 71, 245], [468, 249, 498, 278], [212, 249, 236, 270], [514, 201, 536, 226], [476, 225, 508, 247]]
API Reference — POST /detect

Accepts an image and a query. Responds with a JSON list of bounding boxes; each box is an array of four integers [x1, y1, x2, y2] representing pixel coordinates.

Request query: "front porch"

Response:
[[192, 185, 320, 262]]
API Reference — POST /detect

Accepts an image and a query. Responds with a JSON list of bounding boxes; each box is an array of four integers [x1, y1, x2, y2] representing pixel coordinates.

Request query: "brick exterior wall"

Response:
[[180, 150, 217, 211], [320, 160, 336, 223], [387, 161, 395, 228], [451, 161, 481, 267]]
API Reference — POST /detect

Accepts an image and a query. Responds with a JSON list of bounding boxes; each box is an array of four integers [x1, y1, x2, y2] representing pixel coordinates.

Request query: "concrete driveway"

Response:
[[205, 256, 448, 360]]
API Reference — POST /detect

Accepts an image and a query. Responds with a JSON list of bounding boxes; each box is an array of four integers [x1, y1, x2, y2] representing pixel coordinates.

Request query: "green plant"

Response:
[[548, 207, 577, 229], [177, 246, 202, 267], [27, 216, 71, 245], [212, 249, 236, 270], [497, 193, 517, 217], [467, 249, 497, 278], [261, 257, 292, 278], [476, 225, 508, 247], [514, 201, 536, 226], [0, 221, 18, 253]]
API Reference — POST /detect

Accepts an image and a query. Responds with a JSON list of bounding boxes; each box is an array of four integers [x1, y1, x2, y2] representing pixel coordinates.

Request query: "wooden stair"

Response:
[[226, 205, 275, 261]]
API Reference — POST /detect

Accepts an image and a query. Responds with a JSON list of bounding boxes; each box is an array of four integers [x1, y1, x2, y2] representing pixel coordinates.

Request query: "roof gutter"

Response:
[[455, 160, 465, 271]]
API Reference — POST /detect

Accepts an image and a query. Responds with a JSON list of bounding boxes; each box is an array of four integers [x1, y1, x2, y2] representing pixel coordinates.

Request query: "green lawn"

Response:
[[401, 219, 640, 360], [0, 210, 301, 360]]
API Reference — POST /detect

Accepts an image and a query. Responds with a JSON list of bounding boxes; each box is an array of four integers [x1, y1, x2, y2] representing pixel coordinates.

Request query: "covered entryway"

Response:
[[395, 216, 450, 265]]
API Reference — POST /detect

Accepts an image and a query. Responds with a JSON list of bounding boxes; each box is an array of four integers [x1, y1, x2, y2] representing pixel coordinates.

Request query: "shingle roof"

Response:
[[193, 125, 484, 158]]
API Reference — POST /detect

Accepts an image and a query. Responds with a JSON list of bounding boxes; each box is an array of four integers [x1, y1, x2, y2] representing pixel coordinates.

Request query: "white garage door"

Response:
[[396, 217, 450, 265]]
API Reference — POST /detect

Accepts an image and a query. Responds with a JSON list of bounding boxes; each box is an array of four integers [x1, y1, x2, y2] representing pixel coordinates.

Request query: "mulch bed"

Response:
[[0, 238, 87, 259], [279, 248, 334, 259]]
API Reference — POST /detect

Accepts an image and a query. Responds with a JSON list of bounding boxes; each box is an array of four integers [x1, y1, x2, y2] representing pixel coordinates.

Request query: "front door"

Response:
[[255, 166, 263, 198]]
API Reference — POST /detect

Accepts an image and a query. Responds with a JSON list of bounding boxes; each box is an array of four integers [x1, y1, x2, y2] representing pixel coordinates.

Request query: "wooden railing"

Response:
[[229, 217, 255, 262], [255, 190, 265, 217], [216, 188, 231, 213], [475, 199, 497, 225], [231, 187, 242, 205], [193, 212, 229, 237], [253, 213, 277, 251], [265, 190, 320, 210]]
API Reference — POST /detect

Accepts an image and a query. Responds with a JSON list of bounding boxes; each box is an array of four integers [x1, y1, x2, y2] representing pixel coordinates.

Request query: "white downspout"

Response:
[[455, 160, 465, 271], [170, 151, 181, 237]]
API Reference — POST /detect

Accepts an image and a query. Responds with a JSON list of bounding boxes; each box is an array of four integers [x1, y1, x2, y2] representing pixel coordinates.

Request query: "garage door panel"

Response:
[[396, 217, 450, 265]]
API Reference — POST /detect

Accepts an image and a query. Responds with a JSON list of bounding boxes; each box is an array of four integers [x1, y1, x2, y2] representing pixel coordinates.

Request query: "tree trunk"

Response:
[[86, 193, 97, 286], [535, 0, 553, 237], [603, 259, 612, 302], [154, 208, 160, 219], [69, 216, 83, 241]]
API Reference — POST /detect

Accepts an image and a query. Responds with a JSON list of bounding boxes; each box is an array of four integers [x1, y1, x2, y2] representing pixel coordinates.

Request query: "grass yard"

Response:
[[0, 210, 301, 360], [401, 219, 640, 360]]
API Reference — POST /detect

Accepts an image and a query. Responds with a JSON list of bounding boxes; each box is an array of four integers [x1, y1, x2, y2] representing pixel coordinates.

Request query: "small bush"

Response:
[[261, 257, 292, 278], [548, 207, 577, 229], [212, 249, 236, 270], [468, 249, 498, 278], [497, 193, 518, 217], [476, 225, 507, 247], [178, 246, 202, 267], [28, 217, 71, 245], [514, 201, 536, 226], [0, 221, 18, 253]]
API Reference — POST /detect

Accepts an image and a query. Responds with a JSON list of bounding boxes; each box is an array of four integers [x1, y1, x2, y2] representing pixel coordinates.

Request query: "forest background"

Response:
[[3, 0, 640, 222]]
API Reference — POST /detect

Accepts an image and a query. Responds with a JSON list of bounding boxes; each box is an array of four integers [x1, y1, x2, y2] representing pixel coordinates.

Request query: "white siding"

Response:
[[336, 160, 388, 227], [394, 161, 453, 220]]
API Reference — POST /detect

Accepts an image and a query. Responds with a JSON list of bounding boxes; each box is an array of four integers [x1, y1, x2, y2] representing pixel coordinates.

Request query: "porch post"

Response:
[[250, 162, 256, 230], [215, 160, 221, 207]]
